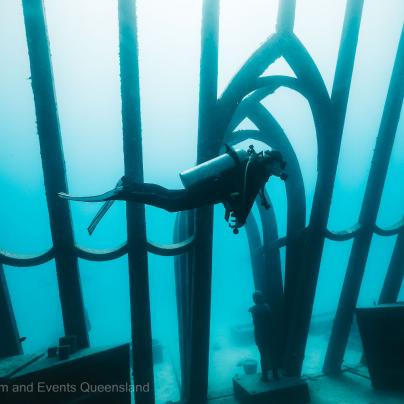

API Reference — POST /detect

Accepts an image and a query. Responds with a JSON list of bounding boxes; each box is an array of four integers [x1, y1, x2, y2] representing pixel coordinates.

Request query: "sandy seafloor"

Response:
[[153, 319, 363, 403]]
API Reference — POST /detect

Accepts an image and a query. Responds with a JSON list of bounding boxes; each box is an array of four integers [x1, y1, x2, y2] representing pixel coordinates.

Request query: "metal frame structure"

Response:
[[0, 0, 403, 403]]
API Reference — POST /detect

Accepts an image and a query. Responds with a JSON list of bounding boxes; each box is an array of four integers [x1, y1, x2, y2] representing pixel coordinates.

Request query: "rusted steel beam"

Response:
[[21, 0, 88, 349], [323, 25, 404, 374], [0, 265, 21, 358], [277, 0, 296, 33], [188, 1, 220, 402], [174, 211, 194, 402], [379, 230, 404, 304], [118, 0, 155, 403]]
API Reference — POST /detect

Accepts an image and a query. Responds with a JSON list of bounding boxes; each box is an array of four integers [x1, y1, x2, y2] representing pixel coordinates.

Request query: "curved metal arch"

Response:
[[374, 217, 404, 237], [215, 33, 285, 151], [218, 35, 335, 369], [224, 73, 329, 176], [245, 212, 265, 288], [75, 244, 128, 262], [257, 190, 284, 300], [324, 217, 404, 240], [325, 223, 362, 241], [0, 248, 54, 267], [228, 104, 306, 236], [75, 235, 196, 260], [280, 34, 334, 168], [216, 33, 333, 155], [146, 236, 195, 257], [227, 104, 308, 323]]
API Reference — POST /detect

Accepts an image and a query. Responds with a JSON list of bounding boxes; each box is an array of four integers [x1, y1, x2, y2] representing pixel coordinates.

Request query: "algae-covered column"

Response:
[[0, 265, 21, 358], [118, 1, 155, 403], [188, 0, 220, 403], [21, 0, 89, 349]]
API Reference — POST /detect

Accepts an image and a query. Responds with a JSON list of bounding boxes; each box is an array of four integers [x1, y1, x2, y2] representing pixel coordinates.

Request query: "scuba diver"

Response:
[[58, 145, 287, 235]]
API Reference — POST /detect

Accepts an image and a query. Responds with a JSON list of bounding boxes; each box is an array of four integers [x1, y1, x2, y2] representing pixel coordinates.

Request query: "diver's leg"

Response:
[[58, 178, 191, 210], [60, 176, 222, 211], [117, 181, 205, 212], [59, 177, 211, 235]]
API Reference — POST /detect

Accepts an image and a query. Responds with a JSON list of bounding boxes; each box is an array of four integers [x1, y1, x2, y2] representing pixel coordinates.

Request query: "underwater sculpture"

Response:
[[249, 291, 280, 382], [59, 145, 287, 235]]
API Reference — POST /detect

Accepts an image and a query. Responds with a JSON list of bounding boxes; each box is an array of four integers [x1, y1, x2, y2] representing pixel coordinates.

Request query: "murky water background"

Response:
[[0, 1, 403, 402]]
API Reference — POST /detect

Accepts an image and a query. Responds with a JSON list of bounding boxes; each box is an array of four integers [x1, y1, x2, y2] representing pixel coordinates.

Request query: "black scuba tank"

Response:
[[179, 147, 249, 190]]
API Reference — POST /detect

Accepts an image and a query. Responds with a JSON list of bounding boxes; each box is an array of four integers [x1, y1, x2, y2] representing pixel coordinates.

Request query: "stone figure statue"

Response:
[[249, 291, 280, 382]]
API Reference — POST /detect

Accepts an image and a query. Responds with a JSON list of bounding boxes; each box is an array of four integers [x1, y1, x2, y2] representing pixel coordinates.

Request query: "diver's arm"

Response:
[[258, 187, 271, 209]]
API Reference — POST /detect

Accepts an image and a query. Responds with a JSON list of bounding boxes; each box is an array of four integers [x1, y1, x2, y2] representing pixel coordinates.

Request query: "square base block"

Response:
[[233, 374, 310, 404]]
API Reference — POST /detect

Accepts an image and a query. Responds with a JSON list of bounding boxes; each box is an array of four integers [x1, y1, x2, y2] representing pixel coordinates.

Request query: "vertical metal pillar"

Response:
[[277, 0, 296, 33], [0, 265, 22, 358], [174, 211, 194, 401], [257, 197, 283, 308], [21, 0, 88, 349], [118, 1, 155, 403], [188, 1, 220, 402], [245, 214, 265, 289], [284, 0, 363, 376], [323, 26, 404, 374], [379, 231, 404, 304], [329, 0, 364, 138]]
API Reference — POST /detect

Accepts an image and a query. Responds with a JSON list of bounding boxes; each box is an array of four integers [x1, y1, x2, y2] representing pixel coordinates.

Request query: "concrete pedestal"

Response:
[[233, 374, 310, 404]]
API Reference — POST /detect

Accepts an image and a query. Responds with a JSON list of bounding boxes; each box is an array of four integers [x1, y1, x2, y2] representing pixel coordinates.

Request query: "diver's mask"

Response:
[[263, 150, 288, 180]]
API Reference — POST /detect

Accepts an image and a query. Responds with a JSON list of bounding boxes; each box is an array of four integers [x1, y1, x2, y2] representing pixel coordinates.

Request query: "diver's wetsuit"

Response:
[[114, 152, 274, 223], [59, 147, 287, 234], [115, 181, 222, 212]]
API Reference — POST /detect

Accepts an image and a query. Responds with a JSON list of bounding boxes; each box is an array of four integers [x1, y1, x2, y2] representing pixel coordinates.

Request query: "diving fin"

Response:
[[58, 188, 119, 203], [87, 199, 115, 235], [58, 178, 125, 235]]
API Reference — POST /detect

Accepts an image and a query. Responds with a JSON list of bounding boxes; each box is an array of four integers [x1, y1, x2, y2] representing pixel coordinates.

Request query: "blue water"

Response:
[[0, 1, 403, 402]]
